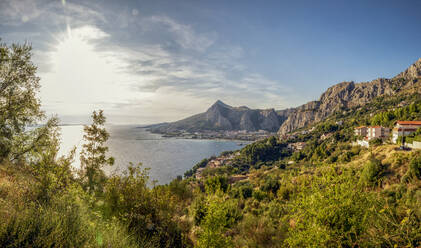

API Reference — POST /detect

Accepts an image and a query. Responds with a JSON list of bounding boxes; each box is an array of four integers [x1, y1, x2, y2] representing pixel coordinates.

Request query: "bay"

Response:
[[58, 125, 247, 185]]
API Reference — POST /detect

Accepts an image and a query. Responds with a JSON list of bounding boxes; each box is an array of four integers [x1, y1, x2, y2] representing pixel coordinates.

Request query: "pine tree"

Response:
[[80, 110, 114, 194]]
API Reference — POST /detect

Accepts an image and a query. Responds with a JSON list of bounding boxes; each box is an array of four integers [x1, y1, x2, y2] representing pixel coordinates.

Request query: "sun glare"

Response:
[[41, 26, 145, 115]]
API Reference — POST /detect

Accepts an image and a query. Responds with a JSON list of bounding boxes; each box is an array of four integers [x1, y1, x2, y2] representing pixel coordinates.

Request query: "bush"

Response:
[[369, 138, 383, 146], [402, 155, 421, 183], [205, 176, 229, 194], [0, 190, 94, 248], [252, 190, 268, 201], [260, 177, 280, 194], [285, 170, 378, 247], [359, 157, 383, 186]]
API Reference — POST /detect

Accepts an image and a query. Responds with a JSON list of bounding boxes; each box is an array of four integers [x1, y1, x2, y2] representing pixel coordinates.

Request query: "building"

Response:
[[354, 126, 368, 137], [392, 121, 421, 143], [320, 133, 333, 140], [288, 142, 306, 151], [366, 126, 390, 140], [354, 126, 390, 140]]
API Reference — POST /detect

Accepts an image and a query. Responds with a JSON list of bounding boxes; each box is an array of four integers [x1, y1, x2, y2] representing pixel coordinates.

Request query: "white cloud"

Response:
[[0, 0, 106, 26], [1, 1, 294, 124]]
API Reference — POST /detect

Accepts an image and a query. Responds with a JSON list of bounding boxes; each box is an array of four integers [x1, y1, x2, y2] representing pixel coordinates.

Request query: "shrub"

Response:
[[196, 195, 241, 248], [402, 155, 421, 183], [252, 190, 267, 201], [260, 177, 280, 194], [359, 157, 383, 186], [285, 170, 378, 247], [205, 176, 228, 194]]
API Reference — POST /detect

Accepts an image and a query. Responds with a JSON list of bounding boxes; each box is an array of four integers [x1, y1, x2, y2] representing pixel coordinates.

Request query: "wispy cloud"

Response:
[[144, 15, 216, 52], [0, 0, 294, 123]]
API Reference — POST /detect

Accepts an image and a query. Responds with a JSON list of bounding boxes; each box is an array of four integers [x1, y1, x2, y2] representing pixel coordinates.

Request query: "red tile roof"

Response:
[[397, 121, 421, 125], [355, 126, 367, 129]]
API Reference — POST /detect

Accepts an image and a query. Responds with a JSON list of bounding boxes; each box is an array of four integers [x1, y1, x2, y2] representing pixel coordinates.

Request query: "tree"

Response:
[[0, 41, 47, 162], [80, 110, 114, 194]]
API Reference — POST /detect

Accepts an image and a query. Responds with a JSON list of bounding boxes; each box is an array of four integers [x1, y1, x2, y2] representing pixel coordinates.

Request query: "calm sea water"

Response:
[[58, 125, 246, 185]]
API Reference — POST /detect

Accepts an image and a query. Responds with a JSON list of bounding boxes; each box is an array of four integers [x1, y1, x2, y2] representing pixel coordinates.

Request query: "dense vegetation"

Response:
[[1, 41, 420, 247]]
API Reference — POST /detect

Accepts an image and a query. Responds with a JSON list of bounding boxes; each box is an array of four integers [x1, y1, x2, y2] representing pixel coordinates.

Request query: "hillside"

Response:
[[148, 100, 283, 133]]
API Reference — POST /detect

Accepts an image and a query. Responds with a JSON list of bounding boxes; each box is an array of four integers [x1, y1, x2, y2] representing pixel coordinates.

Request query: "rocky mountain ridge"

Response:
[[277, 58, 421, 134], [148, 58, 421, 136]]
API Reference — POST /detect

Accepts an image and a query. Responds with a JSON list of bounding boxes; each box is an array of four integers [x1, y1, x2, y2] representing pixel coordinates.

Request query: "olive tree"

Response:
[[0, 40, 54, 162]]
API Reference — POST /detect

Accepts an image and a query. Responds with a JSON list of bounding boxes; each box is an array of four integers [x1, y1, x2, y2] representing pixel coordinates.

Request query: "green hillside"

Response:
[[1, 41, 421, 248]]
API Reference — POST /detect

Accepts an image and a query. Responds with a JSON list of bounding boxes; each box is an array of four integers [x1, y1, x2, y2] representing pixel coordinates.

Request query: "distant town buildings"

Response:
[[392, 121, 421, 143], [288, 142, 306, 151]]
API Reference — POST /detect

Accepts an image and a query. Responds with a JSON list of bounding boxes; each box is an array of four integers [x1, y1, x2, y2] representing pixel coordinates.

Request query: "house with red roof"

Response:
[[354, 126, 368, 137], [392, 121, 421, 143]]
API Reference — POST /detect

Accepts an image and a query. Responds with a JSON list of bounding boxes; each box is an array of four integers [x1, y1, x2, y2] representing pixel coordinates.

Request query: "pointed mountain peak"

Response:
[[212, 100, 231, 108]]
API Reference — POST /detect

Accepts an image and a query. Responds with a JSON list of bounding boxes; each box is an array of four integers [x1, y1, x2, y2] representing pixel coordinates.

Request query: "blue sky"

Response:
[[1, 0, 420, 124]]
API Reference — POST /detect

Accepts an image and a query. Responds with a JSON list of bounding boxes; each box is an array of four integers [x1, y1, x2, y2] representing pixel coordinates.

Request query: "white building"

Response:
[[392, 121, 421, 143]]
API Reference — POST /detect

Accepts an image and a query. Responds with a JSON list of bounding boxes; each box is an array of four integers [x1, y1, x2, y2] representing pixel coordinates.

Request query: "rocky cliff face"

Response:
[[277, 58, 421, 134], [148, 58, 421, 135], [149, 100, 283, 133], [396, 58, 421, 80]]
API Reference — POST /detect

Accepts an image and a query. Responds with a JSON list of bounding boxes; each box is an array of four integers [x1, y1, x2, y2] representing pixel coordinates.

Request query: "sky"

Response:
[[1, 0, 421, 124]]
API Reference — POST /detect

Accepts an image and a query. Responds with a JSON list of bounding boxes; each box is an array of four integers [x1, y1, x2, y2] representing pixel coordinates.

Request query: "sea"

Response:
[[58, 125, 247, 185]]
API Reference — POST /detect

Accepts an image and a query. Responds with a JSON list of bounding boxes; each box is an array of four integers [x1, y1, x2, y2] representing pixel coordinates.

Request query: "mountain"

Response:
[[148, 100, 283, 133], [148, 58, 421, 136], [277, 58, 421, 134]]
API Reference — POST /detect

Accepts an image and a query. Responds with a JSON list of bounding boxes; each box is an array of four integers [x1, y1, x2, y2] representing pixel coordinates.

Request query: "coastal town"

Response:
[[193, 120, 421, 179], [160, 129, 275, 141]]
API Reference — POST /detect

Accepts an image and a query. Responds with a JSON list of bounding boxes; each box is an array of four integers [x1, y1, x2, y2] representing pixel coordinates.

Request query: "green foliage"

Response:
[[317, 122, 339, 133], [0, 194, 93, 247], [104, 163, 186, 247], [238, 136, 289, 166], [205, 175, 228, 194], [196, 194, 241, 248], [260, 176, 280, 194], [79, 110, 114, 195], [235, 214, 285, 248], [191, 195, 207, 225], [359, 157, 384, 186], [239, 183, 253, 199], [0, 41, 53, 162], [370, 101, 421, 127], [402, 155, 421, 182], [252, 189, 268, 201], [285, 169, 377, 247], [369, 137, 383, 146], [184, 157, 212, 177]]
